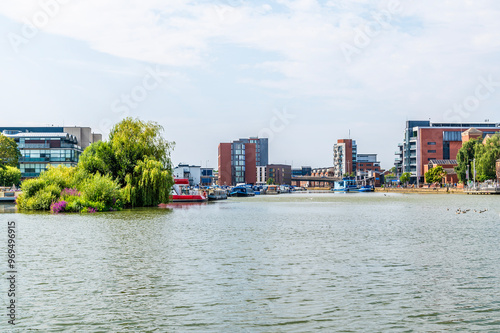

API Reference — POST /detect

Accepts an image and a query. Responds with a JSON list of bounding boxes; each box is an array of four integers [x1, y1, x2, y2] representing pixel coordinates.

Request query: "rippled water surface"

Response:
[[1, 193, 500, 332]]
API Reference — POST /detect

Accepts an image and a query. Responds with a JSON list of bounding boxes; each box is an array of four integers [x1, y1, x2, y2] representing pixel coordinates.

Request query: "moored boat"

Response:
[[333, 178, 360, 192], [208, 188, 228, 201], [265, 185, 279, 195], [230, 186, 255, 197], [169, 178, 208, 203]]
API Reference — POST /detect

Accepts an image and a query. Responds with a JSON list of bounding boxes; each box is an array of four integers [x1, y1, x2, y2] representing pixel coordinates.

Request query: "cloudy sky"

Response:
[[1, 0, 500, 169]]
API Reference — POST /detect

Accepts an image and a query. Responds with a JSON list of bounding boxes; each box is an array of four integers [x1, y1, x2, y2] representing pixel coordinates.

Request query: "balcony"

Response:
[[61, 143, 82, 150], [19, 144, 50, 149]]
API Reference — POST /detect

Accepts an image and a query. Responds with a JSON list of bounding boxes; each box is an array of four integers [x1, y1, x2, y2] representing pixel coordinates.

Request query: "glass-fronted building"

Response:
[[394, 121, 500, 183], [1, 127, 101, 179]]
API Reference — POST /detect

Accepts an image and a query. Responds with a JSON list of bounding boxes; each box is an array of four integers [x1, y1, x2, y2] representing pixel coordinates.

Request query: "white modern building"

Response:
[[333, 139, 357, 178], [173, 164, 201, 186], [1, 126, 101, 179], [256, 166, 266, 184]]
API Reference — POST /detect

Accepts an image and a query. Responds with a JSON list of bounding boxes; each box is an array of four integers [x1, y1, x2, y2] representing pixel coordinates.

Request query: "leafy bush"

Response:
[[18, 189, 56, 211], [39, 165, 77, 189], [20, 178, 47, 198], [0, 166, 21, 187], [79, 173, 123, 210]]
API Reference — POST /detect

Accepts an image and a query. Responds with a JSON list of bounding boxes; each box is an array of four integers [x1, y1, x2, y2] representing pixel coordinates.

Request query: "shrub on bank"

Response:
[[18, 167, 124, 213], [17, 118, 174, 213]]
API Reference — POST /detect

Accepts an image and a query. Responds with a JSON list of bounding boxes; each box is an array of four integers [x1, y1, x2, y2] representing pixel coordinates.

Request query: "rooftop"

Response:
[[429, 159, 458, 165]]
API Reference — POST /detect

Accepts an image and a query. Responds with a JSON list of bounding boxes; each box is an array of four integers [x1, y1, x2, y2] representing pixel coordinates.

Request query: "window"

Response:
[[428, 142, 436, 145], [428, 150, 436, 153]]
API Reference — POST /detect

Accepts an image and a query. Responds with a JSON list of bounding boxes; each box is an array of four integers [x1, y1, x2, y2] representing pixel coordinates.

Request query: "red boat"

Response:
[[169, 178, 208, 203]]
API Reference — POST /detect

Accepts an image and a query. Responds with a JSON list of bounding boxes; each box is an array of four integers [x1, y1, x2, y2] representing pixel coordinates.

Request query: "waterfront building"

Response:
[[424, 160, 459, 184], [311, 167, 335, 178], [266, 164, 292, 185], [201, 168, 215, 186], [333, 139, 357, 178], [256, 166, 266, 184], [394, 121, 500, 184], [173, 164, 201, 186], [292, 166, 312, 177], [357, 154, 381, 176], [218, 137, 268, 186], [356, 154, 382, 187], [1, 126, 101, 179]]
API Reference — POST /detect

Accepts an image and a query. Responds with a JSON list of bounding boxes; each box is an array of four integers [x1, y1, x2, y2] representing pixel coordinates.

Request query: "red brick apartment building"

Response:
[[218, 140, 259, 186], [395, 121, 500, 183]]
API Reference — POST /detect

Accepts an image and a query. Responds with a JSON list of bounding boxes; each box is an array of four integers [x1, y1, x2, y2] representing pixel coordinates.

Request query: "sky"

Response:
[[1, 0, 500, 170]]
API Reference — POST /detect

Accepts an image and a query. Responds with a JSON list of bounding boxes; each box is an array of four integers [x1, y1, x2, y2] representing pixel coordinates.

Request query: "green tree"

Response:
[[0, 135, 21, 168], [123, 158, 173, 207], [78, 141, 116, 176], [108, 117, 174, 185], [79, 118, 175, 207], [400, 172, 411, 185], [0, 166, 21, 187], [455, 138, 481, 183], [475, 134, 500, 181], [266, 178, 274, 185], [425, 166, 447, 184]]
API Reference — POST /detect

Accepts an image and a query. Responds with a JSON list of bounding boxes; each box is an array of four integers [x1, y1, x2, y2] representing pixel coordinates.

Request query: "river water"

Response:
[[1, 193, 500, 332]]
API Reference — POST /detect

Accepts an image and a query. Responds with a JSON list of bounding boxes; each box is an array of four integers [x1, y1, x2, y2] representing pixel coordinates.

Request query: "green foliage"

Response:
[[475, 134, 500, 181], [78, 141, 115, 176], [79, 172, 123, 209], [455, 138, 481, 182], [39, 165, 77, 189], [0, 135, 21, 168], [21, 178, 47, 198], [108, 117, 175, 185], [123, 158, 173, 207], [17, 187, 58, 211], [266, 178, 274, 185], [17, 118, 174, 212], [400, 172, 411, 184], [455, 134, 500, 182], [425, 166, 447, 184], [0, 166, 21, 187]]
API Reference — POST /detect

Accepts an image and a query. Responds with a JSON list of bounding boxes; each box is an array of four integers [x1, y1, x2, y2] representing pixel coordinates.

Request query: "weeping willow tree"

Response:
[[124, 158, 174, 207], [79, 117, 175, 207]]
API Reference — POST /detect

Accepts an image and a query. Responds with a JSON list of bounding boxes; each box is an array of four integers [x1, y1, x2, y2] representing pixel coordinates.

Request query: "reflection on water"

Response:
[[0, 203, 16, 213], [1, 193, 500, 331]]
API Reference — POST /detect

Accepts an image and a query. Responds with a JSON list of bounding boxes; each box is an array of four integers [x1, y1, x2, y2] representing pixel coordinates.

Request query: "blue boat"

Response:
[[358, 185, 375, 192], [332, 178, 361, 192], [230, 186, 255, 197]]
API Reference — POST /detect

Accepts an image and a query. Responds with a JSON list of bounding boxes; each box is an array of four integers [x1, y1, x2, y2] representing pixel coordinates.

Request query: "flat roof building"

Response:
[[1, 126, 101, 179], [395, 121, 500, 183], [266, 164, 292, 185], [333, 139, 357, 178], [218, 137, 268, 186]]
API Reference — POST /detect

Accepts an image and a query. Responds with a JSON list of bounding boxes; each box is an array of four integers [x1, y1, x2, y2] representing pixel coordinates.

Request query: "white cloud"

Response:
[[2, 0, 500, 167]]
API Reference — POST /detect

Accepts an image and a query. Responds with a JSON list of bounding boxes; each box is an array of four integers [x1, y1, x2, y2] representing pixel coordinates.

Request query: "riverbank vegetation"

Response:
[[0, 134, 21, 167], [16, 118, 175, 213], [0, 166, 21, 187], [456, 133, 500, 182]]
